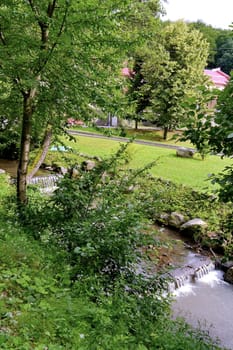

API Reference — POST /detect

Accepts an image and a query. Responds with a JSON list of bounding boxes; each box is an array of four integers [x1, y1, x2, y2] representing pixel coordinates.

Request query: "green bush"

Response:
[[24, 144, 156, 283]]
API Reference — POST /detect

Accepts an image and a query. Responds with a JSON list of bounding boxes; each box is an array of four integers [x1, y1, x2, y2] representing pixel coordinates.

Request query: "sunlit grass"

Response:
[[48, 135, 233, 191]]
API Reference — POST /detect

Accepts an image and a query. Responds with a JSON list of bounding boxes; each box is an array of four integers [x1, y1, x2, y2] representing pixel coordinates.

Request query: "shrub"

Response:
[[24, 144, 156, 283]]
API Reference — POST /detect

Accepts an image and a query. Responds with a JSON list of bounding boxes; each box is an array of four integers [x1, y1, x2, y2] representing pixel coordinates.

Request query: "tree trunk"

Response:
[[163, 126, 168, 140], [17, 93, 34, 205], [27, 126, 52, 182], [135, 119, 138, 130]]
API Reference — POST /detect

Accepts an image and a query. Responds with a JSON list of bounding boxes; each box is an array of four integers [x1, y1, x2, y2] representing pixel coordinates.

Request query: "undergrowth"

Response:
[[0, 147, 224, 350]]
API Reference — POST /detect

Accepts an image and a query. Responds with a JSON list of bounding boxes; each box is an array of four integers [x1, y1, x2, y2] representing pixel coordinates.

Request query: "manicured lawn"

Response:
[[51, 135, 233, 191]]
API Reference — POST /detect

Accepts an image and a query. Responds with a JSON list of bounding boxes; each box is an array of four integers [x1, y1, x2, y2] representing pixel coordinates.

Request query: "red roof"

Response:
[[204, 68, 230, 89]]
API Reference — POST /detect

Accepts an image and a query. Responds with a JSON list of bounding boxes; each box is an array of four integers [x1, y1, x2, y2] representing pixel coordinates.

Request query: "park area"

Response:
[[1, 1, 233, 349], [44, 129, 233, 191]]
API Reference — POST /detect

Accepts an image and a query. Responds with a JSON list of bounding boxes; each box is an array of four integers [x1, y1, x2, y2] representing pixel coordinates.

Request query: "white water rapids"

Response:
[[172, 259, 233, 349], [151, 227, 233, 349]]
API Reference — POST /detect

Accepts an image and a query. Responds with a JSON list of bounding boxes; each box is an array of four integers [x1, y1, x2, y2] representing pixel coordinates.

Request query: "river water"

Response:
[[151, 226, 233, 349], [172, 267, 233, 349], [0, 159, 50, 177], [156, 226, 233, 350], [0, 159, 18, 177]]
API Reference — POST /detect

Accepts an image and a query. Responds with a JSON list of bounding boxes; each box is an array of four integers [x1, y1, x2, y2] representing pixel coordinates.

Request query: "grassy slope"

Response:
[[53, 135, 232, 190]]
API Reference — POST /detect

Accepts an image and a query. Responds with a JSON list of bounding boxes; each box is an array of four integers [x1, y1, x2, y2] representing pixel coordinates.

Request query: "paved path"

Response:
[[68, 130, 195, 151]]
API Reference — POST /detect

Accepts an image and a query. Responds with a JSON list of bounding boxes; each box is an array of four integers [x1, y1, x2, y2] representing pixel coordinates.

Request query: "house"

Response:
[[204, 68, 230, 90], [204, 68, 230, 109]]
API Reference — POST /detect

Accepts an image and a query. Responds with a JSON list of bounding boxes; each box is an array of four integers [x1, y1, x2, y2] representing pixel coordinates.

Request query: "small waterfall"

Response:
[[28, 175, 63, 192], [194, 262, 215, 279], [167, 254, 216, 292]]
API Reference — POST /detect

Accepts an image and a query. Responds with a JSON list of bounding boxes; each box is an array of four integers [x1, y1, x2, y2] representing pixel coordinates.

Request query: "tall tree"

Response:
[[215, 37, 233, 75], [126, 55, 151, 130], [142, 21, 209, 139], [0, 0, 155, 205], [121, 0, 163, 130], [188, 21, 224, 68]]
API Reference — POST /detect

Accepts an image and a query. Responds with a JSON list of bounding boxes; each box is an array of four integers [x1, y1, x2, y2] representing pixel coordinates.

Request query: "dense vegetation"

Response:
[[188, 21, 233, 74], [0, 150, 224, 349], [1, 1, 233, 348]]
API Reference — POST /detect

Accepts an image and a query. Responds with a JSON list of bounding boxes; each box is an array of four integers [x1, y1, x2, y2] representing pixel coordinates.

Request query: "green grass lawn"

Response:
[[49, 135, 232, 191]]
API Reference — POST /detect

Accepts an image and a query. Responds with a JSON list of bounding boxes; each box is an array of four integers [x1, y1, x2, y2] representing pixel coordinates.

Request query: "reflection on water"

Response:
[[0, 159, 18, 177], [0, 159, 50, 177]]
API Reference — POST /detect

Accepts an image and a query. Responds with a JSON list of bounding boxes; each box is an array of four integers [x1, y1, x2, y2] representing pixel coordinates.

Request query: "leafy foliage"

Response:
[[204, 75, 233, 204], [215, 36, 233, 75], [179, 86, 219, 159], [128, 21, 209, 139], [188, 21, 231, 70], [1, 0, 161, 203], [23, 144, 157, 282], [0, 172, 222, 349], [0, 116, 20, 159]]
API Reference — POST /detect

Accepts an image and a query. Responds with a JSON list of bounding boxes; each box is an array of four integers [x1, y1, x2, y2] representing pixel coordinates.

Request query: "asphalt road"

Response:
[[67, 129, 195, 151]]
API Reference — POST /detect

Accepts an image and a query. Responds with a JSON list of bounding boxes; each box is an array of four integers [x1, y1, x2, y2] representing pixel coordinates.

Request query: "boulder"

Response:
[[81, 160, 96, 171], [70, 167, 80, 178], [57, 166, 68, 175], [168, 212, 186, 228], [0, 169, 6, 174], [224, 266, 233, 284], [180, 218, 208, 233], [158, 213, 170, 225], [216, 260, 233, 272], [176, 147, 195, 158]]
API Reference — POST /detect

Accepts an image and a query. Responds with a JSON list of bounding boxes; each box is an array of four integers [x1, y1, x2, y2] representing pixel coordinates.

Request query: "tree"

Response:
[[207, 74, 233, 159], [188, 21, 227, 68], [126, 55, 152, 130], [0, 0, 154, 205], [123, 0, 163, 129], [179, 86, 219, 159], [215, 37, 233, 75], [143, 21, 209, 139]]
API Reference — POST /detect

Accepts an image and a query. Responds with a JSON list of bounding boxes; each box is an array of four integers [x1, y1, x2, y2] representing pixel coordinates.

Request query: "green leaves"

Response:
[[128, 20, 209, 138], [1, 0, 156, 202]]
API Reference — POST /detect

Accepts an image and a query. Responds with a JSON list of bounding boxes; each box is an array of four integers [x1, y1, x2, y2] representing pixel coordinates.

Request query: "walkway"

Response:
[[67, 130, 195, 151]]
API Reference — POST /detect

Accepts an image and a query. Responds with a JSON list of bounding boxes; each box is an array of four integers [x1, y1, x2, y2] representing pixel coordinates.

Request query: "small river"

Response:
[[0, 159, 50, 177], [0, 159, 19, 177], [172, 267, 233, 349], [156, 226, 233, 350]]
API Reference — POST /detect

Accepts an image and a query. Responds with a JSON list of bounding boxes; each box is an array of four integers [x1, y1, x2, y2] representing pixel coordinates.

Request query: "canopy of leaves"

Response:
[[215, 37, 233, 75], [208, 76, 233, 156], [188, 21, 233, 74], [0, 0, 159, 144], [141, 21, 209, 134]]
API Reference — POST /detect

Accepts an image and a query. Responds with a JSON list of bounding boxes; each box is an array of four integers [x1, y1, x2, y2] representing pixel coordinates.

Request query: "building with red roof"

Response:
[[204, 68, 230, 109], [204, 68, 230, 90]]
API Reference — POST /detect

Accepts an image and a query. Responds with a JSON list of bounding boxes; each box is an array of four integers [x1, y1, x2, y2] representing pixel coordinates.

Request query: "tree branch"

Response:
[[0, 29, 6, 46], [27, 125, 53, 181], [35, 2, 70, 75], [27, 0, 40, 18], [47, 0, 57, 18]]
